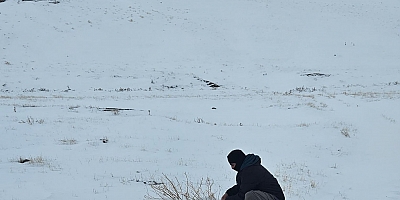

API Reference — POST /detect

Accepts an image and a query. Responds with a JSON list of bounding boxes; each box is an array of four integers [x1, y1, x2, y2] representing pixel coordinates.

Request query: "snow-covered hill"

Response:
[[1, 0, 399, 199]]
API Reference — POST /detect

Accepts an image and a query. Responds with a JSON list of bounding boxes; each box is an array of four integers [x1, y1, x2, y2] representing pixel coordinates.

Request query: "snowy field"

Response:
[[1, 0, 400, 199]]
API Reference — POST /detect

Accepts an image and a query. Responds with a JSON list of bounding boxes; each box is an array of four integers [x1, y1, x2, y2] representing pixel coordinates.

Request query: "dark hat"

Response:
[[227, 149, 246, 171]]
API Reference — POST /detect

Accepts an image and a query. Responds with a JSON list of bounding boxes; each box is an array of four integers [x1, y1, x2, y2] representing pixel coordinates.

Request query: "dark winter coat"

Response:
[[226, 154, 285, 200]]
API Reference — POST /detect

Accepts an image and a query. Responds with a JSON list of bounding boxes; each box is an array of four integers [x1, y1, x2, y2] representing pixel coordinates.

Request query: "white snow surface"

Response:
[[1, 0, 400, 199]]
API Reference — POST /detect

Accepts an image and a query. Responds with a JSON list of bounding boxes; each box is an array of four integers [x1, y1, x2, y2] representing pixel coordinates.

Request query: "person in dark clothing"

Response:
[[221, 150, 285, 200]]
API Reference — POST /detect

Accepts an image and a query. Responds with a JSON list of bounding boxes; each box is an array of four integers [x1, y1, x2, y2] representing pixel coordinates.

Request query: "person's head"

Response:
[[227, 149, 246, 171]]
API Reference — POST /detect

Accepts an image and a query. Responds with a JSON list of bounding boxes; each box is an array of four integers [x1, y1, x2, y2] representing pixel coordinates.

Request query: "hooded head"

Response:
[[227, 149, 246, 171]]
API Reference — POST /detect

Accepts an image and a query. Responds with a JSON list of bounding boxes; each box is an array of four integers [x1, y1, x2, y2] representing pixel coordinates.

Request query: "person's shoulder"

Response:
[[241, 163, 263, 173]]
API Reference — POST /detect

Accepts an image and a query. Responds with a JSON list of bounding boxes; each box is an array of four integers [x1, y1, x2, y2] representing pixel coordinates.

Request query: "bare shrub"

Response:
[[340, 128, 350, 138], [194, 118, 204, 123], [145, 173, 219, 200], [19, 116, 44, 125], [333, 122, 356, 138], [26, 116, 35, 125], [15, 156, 45, 165], [29, 156, 46, 165], [59, 138, 77, 145]]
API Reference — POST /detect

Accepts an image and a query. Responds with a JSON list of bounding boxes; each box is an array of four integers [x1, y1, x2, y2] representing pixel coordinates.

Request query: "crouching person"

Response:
[[221, 149, 285, 200]]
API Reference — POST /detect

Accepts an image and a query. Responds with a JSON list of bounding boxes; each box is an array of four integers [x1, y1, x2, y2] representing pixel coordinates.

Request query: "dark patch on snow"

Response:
[[194, 76, 221, 89], [99, 107, 136, 111], [18, 158, 30, 163], [302, 73, 331, 77]]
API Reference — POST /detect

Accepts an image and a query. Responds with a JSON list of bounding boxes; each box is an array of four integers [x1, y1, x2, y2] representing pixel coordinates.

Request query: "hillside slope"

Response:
[[1, 0, 399, 199]]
